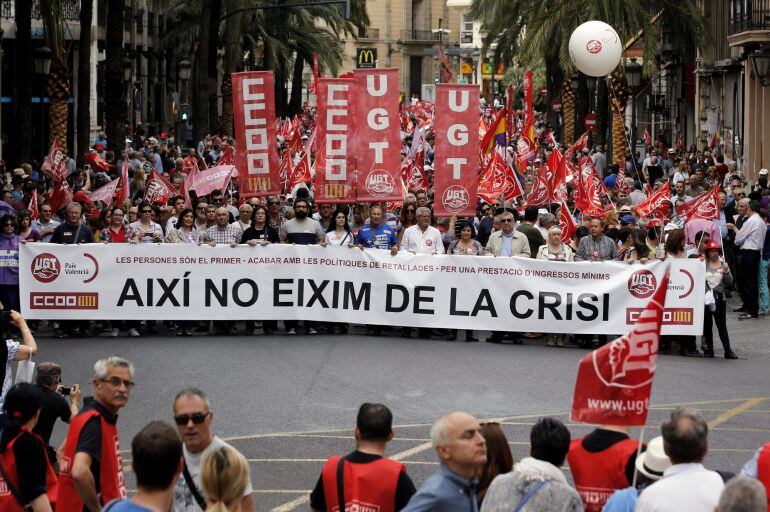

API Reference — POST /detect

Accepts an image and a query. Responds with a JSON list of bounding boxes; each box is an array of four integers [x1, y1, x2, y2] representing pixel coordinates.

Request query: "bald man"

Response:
[[402, 412, 487, 512]]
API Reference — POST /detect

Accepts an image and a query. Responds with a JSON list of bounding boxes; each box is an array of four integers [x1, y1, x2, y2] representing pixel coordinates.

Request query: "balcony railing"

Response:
[[358, 27, 380, 39], [729, 0, 770, 35], [401, 29, 440, 42], [1, 0, 80, 21]]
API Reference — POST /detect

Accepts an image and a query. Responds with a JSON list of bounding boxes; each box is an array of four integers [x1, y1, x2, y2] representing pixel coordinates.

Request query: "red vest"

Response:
[[757, 442, 770, 506], [0, 429, 58, 511], [567, 437, 639, 512], [321, 455, 405, 512], [56, 408, 127, 511]]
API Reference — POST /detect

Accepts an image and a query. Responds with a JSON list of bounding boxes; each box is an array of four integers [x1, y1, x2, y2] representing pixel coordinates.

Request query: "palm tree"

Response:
[[77, 0, 94, 167], [14, 0, 33, 162], [40, 0, 70, 153], [105, 0, 126, 153]]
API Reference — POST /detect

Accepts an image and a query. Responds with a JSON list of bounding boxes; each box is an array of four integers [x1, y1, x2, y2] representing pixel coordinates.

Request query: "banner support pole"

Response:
[[631, 425, 646, 489]]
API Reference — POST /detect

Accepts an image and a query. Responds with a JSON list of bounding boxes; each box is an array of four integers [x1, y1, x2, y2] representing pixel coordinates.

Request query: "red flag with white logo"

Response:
[[571, 267, 669, 426], [574, 157, 605, 216], [232, 71, 281, 197], [89, 177, 120, 205], [27, 189, 39, 220], [219, 144, 233, 165], [527, 161, 552, 206], [674, 186, 720, 221], [143, 169, 175, 205], [314, 77, 357, 203], [634, 182, 671, 219], [47, 179, 74, 214], [477, 150, 508, 204], [503, 162, 524, 201], [434, 83, 479, 216], [558, 203, 576, 243], [401, 150, 429, 192], [613, 167, 631, 194], [185, 165, 234, 197], [85, 150, 111, 173], [41, 140, 68, 182], [288, 151, 312, 190], [353, 68, 402, 202]]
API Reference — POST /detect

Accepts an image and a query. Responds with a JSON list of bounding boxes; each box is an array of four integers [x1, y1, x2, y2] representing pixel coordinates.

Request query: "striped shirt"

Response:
[[201, 224, 242, 245], [575, 235, 618, 261]]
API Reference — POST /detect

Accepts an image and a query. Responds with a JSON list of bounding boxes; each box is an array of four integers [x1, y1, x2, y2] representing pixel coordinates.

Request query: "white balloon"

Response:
[[569, 21, 623, 77]]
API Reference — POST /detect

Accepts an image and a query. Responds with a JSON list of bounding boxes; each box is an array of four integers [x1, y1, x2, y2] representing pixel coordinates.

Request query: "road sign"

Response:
[[551, 99, 562, 113], [355, 47, 377, 69], [584, 112, 597, 131]]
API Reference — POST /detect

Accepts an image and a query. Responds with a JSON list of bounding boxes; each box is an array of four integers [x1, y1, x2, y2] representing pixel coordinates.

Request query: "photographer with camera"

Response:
[[0, 310, 37, 430], [32, 363, 81, 465]]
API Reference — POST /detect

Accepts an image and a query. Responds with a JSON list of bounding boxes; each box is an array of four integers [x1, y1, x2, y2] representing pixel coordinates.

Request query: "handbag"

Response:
[[14, 354, 35, 384], [704, 289, 716, 312]]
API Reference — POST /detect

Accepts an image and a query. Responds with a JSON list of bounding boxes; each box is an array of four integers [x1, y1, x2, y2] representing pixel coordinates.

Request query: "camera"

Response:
[[59, 386, 72, 396]]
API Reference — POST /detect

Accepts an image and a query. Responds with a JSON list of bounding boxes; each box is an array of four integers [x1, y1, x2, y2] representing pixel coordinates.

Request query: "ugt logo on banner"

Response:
[[571, 268, 669, 426], [434, 84, 479, 216]]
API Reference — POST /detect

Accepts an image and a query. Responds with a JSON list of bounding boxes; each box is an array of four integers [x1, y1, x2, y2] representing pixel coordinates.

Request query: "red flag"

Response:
[[643, 128, 651, 148], [401, 150, 429, 192], [232, 71, 282, 197], [634, 182, 671, 219], [47, 179, 74, 214], [477, 151, 508, 204], [549, 149, 567, 192], [438, 47, 453, 83], [527, 161, 552, 206], [314, 77, 357, 203], [674, 186, 720, 221], [353, 69, 403, 202], [558, 203, 576, 243], [279, 148, 292, 187], [309, 53, 319, 94], [522, 71, 535, 143], [118, 160, 131, 204], [85, 150, 111, 174], [480, 107, 506, 153], [287, 152, 312, 189], [185, 165, 234, 197], [41, 140, 68, 182], [143, 169, 175, 205], [219, 144, 233, 165], [613, 167, 631, 194], [434, 84, 479, 216], [89, 177, 120, 205], [571, 268, 670, 426], [503, 162, 524, 201], [514, 136, 536, 170], [478, 117, 489, 141], [574, 157, 605, 216], [27, 189, 39, 220]]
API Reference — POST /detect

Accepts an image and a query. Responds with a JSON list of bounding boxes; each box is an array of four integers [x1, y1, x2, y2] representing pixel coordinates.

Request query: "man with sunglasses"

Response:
[[266, 195, 285, 230], [30, 202, 60, 242], [57, 356, 135, 512], [171, 387, 253, 512]]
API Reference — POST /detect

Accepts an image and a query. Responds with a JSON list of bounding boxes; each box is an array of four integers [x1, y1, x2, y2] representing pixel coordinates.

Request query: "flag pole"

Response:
[[631, 425, 646, 488]]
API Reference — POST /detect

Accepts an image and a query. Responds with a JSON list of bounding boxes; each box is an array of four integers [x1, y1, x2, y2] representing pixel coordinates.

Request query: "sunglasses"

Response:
[[141, 210, 152, 214], [268, 201, 280, 206], [3, 223, 15, 227], [174, 411, 211, 426], [499, 219, 514, 223]]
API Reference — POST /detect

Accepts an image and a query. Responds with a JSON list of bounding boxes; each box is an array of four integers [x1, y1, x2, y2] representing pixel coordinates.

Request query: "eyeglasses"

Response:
[[99, 377, 135, 389], [173, 412, 211, 426], [268, 201, 280, 206], [499, 219, 514, 223], [141, 209, 152, 214]]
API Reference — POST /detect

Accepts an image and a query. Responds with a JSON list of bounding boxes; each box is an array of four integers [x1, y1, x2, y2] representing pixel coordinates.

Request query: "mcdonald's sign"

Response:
[[356, 47, 377, 69]]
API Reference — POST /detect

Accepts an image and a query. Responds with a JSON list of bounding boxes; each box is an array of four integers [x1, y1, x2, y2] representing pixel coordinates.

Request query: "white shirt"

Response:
[[400, 224, 445, 254], [734, 213, 766, 251], [172, 437, 253, 512], [31, 219, 60, 243], [325, 230, 352, 246], [1, 339, 20, 410], [636, 463, 724, 512]]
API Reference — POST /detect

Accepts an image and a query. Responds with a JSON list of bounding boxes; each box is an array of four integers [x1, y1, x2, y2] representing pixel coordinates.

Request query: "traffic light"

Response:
[[180, 103, 189, 121], [434, 75, 439, 84]]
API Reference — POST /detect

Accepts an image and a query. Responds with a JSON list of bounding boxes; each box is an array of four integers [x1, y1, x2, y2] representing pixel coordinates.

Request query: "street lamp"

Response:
[[178, 59, 192, 81], [570, 72, 579, 91], [177, 60, 192, 147], [122, 56, 133, 83], [750, 51, 770, 87], [625, 57, 643, 167], [33, 46, 52, 76]]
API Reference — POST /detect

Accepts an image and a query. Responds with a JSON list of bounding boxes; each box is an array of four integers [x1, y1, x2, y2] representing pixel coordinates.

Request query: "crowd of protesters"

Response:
[[0, 349, 769, 511]]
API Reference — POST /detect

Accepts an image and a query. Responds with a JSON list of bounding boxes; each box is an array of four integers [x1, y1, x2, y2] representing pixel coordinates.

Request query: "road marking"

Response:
[[707, 398, 768, 429]]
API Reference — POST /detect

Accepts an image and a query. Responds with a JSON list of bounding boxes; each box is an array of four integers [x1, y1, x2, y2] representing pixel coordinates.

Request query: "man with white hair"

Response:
[[717, 476, 767, 512], [402, 412, 487, 511], [57, 357, 134, 511], [400, 207, 444, 254]]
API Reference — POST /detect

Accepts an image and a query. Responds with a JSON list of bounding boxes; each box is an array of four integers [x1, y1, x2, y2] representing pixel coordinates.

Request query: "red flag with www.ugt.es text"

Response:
[[674, 186, 720, 221], [571, 267, 669, 426]]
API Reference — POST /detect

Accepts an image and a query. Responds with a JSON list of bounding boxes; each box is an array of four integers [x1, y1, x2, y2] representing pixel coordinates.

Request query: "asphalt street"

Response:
[[32, 309, 769, 511]]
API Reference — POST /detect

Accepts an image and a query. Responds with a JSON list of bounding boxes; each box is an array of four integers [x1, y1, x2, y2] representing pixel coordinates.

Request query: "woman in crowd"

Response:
[[129, 201, 163, 244], [536, 226, 573, 262], [570, 225, 589, 253], [0, 215, 22, 315], [324, 209, 353, 246], [0, 311, 37, 429], [15, 212, 40, 242], [200, 445, 250, 512], [446, 220, 481, 342], [663, 228, 686, 259], [0, 383, 57, 512], [99, 206, 131, 244], [661, 228, 700, 356], [616, 228, 634, 260], [476, 421, 514, 508], [703, 241, 738, 359], [624, 228, 651, 264], [240, 205, 279, 245], [165, 208, 197, 335], [397, 204, 417, 245]]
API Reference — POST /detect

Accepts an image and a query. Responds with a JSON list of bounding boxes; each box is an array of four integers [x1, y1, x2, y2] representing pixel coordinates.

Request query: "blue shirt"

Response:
[[101, 499, 153, 511], [355, 222, 398, 249], [402, 464, 478, 512]]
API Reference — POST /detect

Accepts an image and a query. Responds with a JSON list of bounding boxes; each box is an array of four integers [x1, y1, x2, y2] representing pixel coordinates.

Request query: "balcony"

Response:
[[728, 0, 770, 46], [401, 29, 441, 43], [357, 27, 380, 40], [1, 0, 80, 21]]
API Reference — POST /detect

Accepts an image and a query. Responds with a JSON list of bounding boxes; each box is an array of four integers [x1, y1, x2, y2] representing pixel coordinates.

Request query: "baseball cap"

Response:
[[704, 241, 721, 251], [663, 222, 680, 232], [635, 436, 671, 481], [620, 214, 636, 225]]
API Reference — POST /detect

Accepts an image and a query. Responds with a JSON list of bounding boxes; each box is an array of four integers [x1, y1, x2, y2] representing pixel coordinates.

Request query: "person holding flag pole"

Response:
[[568, 265, 671, 512]]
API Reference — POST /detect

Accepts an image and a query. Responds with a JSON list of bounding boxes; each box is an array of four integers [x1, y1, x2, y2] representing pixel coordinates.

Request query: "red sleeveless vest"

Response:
[[757, 442, 770, 506], [568, 437, 639, 512], [321, 455, 405, 512], [0, 428, 58, 511], [56, 408, 127, 511]]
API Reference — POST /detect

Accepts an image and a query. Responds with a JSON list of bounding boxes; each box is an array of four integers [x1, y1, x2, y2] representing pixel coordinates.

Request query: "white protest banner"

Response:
[[20, 244, 703, 335]]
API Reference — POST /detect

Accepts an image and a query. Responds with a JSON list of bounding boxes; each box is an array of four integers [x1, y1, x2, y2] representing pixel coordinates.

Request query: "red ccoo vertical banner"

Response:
[[314, 77, 357, 203], [352, 68, 402, 203], [232, 71, 281, 197], [434, 83, 480, 217]]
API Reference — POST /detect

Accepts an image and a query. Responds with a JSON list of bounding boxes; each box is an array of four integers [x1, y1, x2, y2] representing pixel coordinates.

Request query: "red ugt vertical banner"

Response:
[[434, 83, 479, 217], [353, 68, 402, 203], [314, 77, 357, 203], [232, 71, 281, 197]]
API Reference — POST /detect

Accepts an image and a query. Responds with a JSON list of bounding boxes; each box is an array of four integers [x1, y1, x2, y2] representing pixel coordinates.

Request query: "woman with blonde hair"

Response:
[[200, 445, 250, 512]]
